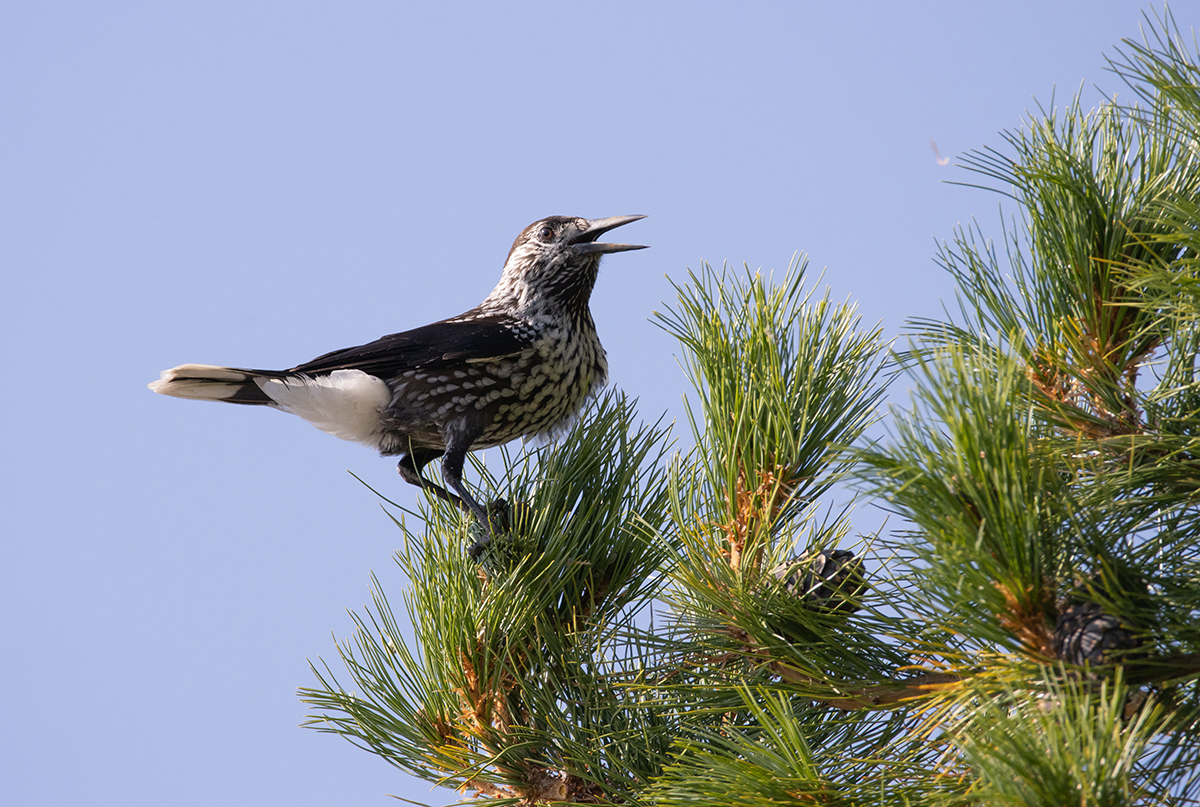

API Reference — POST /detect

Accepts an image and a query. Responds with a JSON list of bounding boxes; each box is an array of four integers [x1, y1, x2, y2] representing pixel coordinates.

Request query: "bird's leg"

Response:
[[398, 449, 466, 510], [438, 442, 489, 521], [399, 441, 504, 558], [439, 436, 515, 558]]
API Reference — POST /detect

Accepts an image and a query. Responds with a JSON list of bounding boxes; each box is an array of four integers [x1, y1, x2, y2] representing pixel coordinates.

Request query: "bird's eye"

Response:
[[537, 225, 554, 241]]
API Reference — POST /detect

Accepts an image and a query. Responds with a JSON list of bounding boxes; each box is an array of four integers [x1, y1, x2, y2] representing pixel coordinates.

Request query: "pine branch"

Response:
[[301, 11, 1200, 806]]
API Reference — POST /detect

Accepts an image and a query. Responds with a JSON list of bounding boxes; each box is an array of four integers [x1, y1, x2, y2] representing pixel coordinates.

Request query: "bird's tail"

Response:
[[148, 364, 276, 405]]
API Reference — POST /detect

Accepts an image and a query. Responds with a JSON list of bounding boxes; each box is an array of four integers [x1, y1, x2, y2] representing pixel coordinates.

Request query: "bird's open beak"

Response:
[[571, 215, 648, 254]]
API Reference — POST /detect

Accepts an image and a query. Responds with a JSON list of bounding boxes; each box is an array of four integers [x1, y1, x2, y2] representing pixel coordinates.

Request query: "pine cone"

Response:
[[770, 549, 867, 614], [1052, 601, 1140, 666]]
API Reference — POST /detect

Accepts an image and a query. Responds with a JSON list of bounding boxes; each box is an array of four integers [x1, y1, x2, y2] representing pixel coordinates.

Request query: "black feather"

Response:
[[289, 311, 533, 378]]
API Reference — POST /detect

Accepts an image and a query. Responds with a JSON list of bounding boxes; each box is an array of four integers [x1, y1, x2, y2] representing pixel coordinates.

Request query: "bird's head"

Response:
[[485, 215, 647, 313]]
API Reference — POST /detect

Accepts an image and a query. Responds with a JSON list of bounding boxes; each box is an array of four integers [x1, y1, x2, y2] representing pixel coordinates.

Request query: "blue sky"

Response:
[[1, 2, 1175, 804]]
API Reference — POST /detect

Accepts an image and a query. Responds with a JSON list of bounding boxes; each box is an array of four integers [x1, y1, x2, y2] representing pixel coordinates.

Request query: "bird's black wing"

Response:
[[289, 312, 534, 379]]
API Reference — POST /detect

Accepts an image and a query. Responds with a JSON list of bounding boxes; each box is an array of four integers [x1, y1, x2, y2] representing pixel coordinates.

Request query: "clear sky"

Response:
[[1, 2, 1176, 804]]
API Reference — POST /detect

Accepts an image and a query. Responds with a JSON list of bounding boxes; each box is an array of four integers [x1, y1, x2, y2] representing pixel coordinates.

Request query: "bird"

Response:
[[149, 215, 647, 551]]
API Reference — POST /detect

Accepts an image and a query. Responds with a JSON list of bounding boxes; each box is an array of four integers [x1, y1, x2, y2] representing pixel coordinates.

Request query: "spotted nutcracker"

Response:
[[150, 215, 647, 552]]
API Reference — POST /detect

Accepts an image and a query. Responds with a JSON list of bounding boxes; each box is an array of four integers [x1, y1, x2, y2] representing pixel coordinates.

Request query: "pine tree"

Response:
[[301, 10, 1200, 805]]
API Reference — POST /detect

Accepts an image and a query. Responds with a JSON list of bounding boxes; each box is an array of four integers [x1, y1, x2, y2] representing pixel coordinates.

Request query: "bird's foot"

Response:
[[466, 498, 513, 560], [466, 499, 536, 560]]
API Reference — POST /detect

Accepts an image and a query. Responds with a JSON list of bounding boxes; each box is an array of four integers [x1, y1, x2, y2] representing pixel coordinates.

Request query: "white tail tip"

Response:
[[149, 364, 256, 400]]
